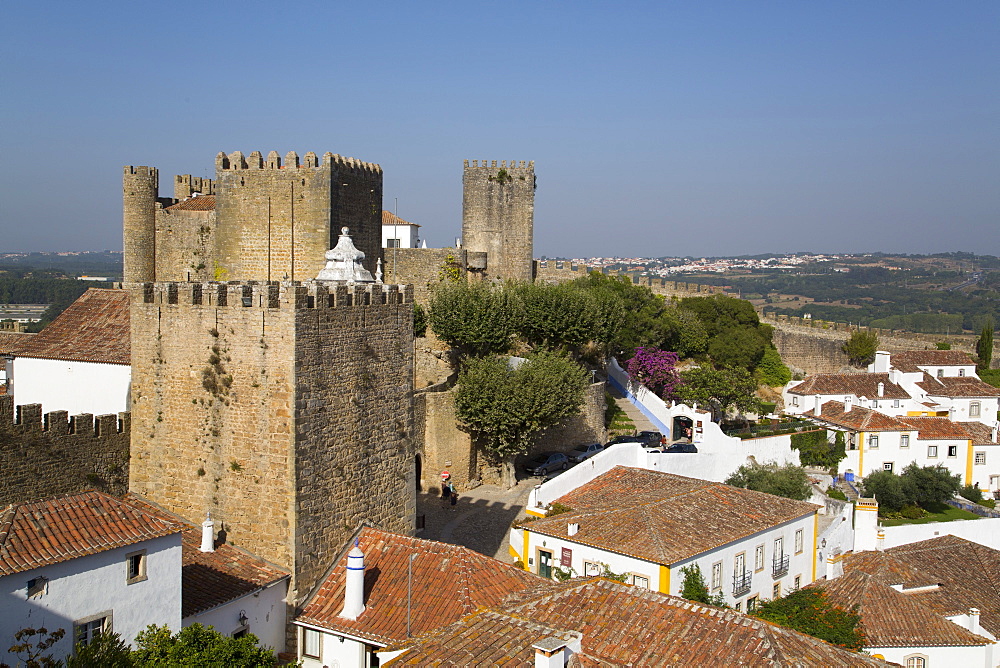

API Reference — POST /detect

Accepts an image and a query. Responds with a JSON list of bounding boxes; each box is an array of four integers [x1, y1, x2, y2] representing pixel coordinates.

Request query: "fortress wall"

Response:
[[154, 208, 216, 282], [462, 159, 534, 282], [0, 396, 129, 506]]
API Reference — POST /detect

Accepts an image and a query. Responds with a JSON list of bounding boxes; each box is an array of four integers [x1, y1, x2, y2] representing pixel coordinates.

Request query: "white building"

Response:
[[0, 492, 183, 663], [381, 211, 420, 249], [10, 288, 131, 416], [511, 466, 820, 612]]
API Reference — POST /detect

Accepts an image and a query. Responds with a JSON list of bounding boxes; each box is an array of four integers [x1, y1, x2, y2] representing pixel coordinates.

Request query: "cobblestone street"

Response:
[[415, 478, 538, 562]]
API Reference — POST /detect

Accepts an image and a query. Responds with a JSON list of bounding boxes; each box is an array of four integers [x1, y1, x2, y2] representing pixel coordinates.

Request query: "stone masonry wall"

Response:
[[0, 396, 129, 506], [129, 280, 414, 599], [462, 159, 534, 282], [154, 208, 216, 282], [384, 248, 468, 305]]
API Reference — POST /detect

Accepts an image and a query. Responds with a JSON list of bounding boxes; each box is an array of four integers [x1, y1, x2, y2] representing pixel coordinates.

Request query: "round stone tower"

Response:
[[123, 165, 159, 283]]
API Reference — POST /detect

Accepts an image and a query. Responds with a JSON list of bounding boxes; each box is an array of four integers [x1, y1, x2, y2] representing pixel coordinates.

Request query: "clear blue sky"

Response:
[[2, 1, 997, 258]]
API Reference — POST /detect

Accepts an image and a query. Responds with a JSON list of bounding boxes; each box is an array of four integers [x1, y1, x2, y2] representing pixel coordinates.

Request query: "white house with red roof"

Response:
[[0, 492, 183, 663], [9, 289, 131, 416], [381, 211, 420, 249]]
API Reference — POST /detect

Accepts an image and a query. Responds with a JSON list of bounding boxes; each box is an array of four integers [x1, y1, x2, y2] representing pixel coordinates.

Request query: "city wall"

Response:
[[384, 248, 487, 304], [0, 396, 129, 506]]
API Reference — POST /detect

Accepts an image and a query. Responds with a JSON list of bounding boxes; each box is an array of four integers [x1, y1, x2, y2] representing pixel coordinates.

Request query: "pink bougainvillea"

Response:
[[626, 346, 683, 401]]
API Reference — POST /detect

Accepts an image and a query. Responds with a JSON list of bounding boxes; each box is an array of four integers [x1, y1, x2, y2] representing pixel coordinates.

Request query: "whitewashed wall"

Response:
[[879, 517, 1000, 551], [12, 357, 130, 416], [869, 643, 992, 668], [0, 534, 181, 664], [183, 578, 288, 652], [297, 623, 370, 668]]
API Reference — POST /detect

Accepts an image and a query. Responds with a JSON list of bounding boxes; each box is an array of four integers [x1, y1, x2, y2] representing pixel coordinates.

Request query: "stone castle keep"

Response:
[[461, 159, 535, 282], [124, 151, 412, 602]]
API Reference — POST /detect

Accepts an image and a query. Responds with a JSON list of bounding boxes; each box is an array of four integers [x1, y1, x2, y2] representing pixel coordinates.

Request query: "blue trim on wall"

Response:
[[608, 373, 670, 436]]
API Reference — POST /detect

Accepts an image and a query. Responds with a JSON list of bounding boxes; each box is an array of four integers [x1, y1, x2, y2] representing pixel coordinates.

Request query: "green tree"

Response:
[[514, 282, 599, 352], [1, 627, 65, 668], [860, 469, 908, 514], [900, 463, 961, 510], [977, 321, 994, 372], [676, 366, 761, 420], [756, 346, 792, 386], [132, 624, 276, 667], [66, 631, 133, 668], [707, 327, 768, 370], [679, 564, 726, 607], [454, 351, 589, 487], [842, 330, 879, 367], [789, 429, 846, 469], [428, 281, 517, 358], [725, 462, 812, 501], [412, 302, 427, 338], [751, 587, 864, 651]]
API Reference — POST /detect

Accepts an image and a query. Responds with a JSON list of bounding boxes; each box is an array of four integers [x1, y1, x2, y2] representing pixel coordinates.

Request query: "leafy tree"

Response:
[[676, 366, 761, 420], [625, 346, 683, 401], [708, 327, 768, 370], [789, 429, 845, 469], [1, 627, 65, 668], [756, 346, 792, 386], [514, 282, 600, 352], [428, 281, 517, 357], [960, 483, 984, 504], [751, 587, 864, 651], [66, 631, 133, 668], [977, 322, 994, 372], [672, 307, 709, 358], [679, 564, 726, 606], [454, 351, 589, 487], [860, 470, 908, 514], [935, 341, 952, 350], [412, 303, 427, 338], [725, 462, 812, 501], [132, 624, 276, 667], [899, 463, 961, 510], [841, 330, 879, 367]]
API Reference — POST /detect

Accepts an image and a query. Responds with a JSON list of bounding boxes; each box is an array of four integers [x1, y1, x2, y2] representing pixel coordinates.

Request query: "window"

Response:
[[583, 561, 602, 576], [792, 395, 799, 407], [711, 561, 723, 590], [900, 434, 910, 448], [971, 401, 981, 417], [735, 601, 741, 612], [747, 595, 759, 612], [793, 575, 801, 590], [754, 545, 765, 572], [774, 536, 784, 558], [868, 434, 879, 449], [928, 445, 938, 458], [385, 238, 401, 248], [959, 368, 966, 377], [126, 550, 147, 584], [303, 628, 321, 659], [631, 574, 650, 589], [937, 369, 944, 378], [74, 613, 111, 647], [794, 529, 803, 554], [947, 445, 958, 458], [893, 399, 900, 408], [883, 462, 894, 472], [26, 576, 48, 599], [904, 654, 927, 668], [975, 452, 987, 465], [773, 582, 781, 599]]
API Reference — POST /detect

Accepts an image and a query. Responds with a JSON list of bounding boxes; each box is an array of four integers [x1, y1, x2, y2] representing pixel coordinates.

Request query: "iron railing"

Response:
[[772, 554, 789, 578], [732, 571, 752, 597]]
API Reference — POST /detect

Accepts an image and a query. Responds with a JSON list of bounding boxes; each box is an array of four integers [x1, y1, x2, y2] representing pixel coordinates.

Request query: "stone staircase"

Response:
[[606, 383, 661, 435]]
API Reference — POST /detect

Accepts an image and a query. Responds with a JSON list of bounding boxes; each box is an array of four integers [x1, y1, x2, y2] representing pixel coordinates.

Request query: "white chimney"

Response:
[[854, 498, 880, 552], [872, 351, 890, 373], [825, 553, 844, 581], [340, 540, 366, 620], [200, 513, 215, 553], [568, 522, 579, 536], [533, 637, 570, 668], [969, 607, 981, 634], [876, 529, 885, 552], [877, 382, 884, 398], [815, 395, 822, 414]]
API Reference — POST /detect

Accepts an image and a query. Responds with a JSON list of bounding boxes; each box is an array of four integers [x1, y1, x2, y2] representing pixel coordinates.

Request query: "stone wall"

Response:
[[154, 208, 216, 282], [384, 248, 479, 305], [0, 396, 129, 506], [129, 280, 414, 599], [462, 159, 534, 282], [122, 166, 158, 283], [531, 381, 607, 451]]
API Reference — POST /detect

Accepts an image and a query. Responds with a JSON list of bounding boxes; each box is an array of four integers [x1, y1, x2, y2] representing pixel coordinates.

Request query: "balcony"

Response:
[[732, 571, 752, 597], [772, 554, 790, 578]]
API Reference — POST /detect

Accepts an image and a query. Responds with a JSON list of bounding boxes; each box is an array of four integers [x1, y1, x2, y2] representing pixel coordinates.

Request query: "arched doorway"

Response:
[[673, 416, 693, 443]]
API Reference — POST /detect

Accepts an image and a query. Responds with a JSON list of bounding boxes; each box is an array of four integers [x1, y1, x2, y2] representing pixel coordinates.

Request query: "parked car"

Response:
[[523, 452, 570, 476], [569, 443, 604, 463], [606, 432, 662, 448], [665, 442, 698, 453]]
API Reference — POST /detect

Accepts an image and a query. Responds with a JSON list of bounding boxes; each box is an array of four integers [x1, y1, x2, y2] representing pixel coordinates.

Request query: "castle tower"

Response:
[[213, 150, 383, 282], [128, 274, 416, 603], [123, 166, 159, 283], [462, 159, 535, 282]]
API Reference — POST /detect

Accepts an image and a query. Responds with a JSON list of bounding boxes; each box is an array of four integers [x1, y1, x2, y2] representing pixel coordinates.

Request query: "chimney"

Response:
[[877, 382, 884, 397], [568, 522, 579, 537], [815, 395, 822, 415], [969, 607, 981, 634], [533, 636, 572, 668], [825, 553, 844, 581], [854, 498, 880, 552], [873, 351, 890, 373], [876, 529, 885, 552], [200, 513, 215, 553], [340, 539, 366, 620]]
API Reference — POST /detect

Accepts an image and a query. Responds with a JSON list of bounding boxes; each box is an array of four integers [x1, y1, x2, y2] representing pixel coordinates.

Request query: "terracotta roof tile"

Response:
[[918, 375, 1000, 398], [14, 289, 129, 364], [381, 210, 420, 228], [522, 467, 817, 565], [0, 491, 182, 576], [811, 401, 912, 432], [959, 421, 999, 445], [296, 527, 543, 644], [896, 416, 974, 441], [892, 350, 976, 369], [0, 332, 34, 355], [386, 578, 892, 666], [165, 195, 216, 211], [790, 373, 909, 399]]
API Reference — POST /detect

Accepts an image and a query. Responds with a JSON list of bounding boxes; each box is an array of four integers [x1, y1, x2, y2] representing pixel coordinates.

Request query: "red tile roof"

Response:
[[14, 289, 130, 364], [0, 491, 182, 576], [918, 375, 1000, 398], [522, 467, 818, 566], [891, 350, 975, 369], [296, 527, 543, 645], [165, 195, 216, 211], [0, 332, 34, 355], [126, 496, 289, 617], [960, 421, 999, 445], [897, 416, 974, 441], [810, 401, 912, 432], [790, 373, 909, 399], [385, 578, 892, 666], [381, 210, 420, 228]]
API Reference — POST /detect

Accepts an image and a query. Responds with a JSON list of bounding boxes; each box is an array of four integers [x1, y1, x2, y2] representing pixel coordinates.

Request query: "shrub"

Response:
[[826, 487, 847, 502], [961, 483, 984, 505], [899, 504, 925, 519]]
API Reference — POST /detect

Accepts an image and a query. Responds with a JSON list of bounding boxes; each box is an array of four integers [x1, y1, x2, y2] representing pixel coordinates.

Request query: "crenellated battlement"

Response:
[[214, 150, 382, 174], [136, 280, 413, 309], [124, 165, 159, 179], [174, 174, 215, 198], [0, 395, 129, 437], [463, 159, 534, 170]]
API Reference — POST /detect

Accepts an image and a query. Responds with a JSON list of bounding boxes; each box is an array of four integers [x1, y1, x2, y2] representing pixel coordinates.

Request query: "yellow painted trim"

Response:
[[508, 545, 520, 559], [966, 439, 974, 485], [659, 564, 670, 594], [524, 508, 546, 518], [858, 432, 864, 475], [521, 529, 530, 571], [811, 512, 819, 583]]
